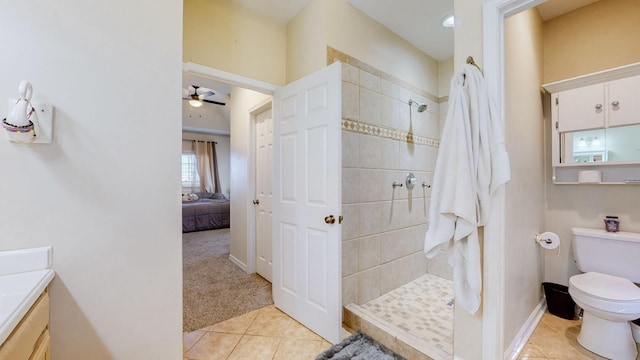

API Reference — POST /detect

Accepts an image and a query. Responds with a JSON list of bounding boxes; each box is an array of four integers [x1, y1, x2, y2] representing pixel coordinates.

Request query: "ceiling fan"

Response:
[[182, 85, 226, 107]]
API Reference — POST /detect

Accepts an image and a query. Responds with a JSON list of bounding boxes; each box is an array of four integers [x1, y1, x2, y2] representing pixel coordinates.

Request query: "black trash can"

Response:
[[542, 282, 576, 320]]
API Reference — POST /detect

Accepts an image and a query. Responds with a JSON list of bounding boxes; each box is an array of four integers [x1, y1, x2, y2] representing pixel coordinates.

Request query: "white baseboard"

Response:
[[228, 254, 248, 273], [504, 298, 547, 360]]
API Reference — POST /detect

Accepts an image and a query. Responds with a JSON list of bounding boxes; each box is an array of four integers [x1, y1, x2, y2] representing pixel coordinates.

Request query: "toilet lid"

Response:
[[570, 272, 640, 301]]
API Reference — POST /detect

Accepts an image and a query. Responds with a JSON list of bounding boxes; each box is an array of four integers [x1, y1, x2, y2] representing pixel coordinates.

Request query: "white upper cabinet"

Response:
[[549, 69, 640, 133], [557, 83, 605, 132], [543, 63, 640, 184], [608, 75, 640, 127]]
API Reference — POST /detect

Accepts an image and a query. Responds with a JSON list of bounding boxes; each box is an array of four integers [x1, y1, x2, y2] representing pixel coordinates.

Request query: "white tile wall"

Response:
[[339, 52, 451, 306]]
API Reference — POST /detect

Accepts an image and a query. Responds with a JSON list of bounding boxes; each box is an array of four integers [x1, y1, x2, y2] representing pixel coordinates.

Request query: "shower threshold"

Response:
[[344, 273, 453, 360]]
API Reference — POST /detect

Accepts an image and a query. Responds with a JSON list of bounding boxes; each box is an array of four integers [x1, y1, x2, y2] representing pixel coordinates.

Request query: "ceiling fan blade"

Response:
[[195, 87, 214, 96], [202, 99, 226, 106], [198, 91, 215, 100]]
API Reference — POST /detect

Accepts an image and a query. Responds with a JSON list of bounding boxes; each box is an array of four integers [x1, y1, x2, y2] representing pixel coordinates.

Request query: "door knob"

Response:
[[324, 215, 336, 224], [253, 199, 260, 205], [339, 215, 343, 224], [612, 100, 620, 107], [595, 104, 603, 110]]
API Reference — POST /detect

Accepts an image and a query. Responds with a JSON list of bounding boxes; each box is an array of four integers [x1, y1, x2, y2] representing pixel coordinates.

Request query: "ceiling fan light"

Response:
[[189, 99, 203, 108]]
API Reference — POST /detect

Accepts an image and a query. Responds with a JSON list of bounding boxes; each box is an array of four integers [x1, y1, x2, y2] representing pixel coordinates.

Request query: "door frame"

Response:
[[183, 62, 278, 274]]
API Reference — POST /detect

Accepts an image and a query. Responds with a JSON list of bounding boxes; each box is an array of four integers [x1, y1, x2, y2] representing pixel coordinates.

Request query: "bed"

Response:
[[182, 192, 230, 233]]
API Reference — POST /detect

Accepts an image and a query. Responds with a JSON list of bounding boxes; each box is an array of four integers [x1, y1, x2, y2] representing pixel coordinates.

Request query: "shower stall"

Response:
[[336, 48, 454, 359]]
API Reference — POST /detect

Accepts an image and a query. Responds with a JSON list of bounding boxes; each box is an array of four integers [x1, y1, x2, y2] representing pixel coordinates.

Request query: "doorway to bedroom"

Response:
[[181, 70, 275, 333]]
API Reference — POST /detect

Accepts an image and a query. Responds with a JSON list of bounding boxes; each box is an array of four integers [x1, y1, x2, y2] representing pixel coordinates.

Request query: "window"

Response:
[[182, 152, 200, 192]]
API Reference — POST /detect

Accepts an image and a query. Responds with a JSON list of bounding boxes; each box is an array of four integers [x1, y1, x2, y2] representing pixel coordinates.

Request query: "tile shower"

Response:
[[328, 47, 455, 359]]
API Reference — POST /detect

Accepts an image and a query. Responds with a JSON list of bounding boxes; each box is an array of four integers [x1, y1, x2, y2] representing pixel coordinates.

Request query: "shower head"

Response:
[[408, 99, 428, 113]]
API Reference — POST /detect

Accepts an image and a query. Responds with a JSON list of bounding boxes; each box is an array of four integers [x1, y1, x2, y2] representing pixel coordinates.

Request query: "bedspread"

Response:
[[182, 198, 230, 233]]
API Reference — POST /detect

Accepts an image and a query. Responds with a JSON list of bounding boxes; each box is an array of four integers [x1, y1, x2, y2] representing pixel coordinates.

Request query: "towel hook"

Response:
[[466, 56, 482, 73]]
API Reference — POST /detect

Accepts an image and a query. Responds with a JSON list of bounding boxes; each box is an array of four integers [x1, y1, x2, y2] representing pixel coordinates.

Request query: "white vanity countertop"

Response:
[[0, 247, 54, 346]]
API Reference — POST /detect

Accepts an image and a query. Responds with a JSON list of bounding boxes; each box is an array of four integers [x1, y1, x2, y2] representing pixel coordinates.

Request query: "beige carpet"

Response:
[[182, 228, 273, 332]]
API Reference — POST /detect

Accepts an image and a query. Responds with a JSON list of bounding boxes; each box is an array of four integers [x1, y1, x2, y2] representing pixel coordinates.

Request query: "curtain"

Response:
[[211, 142, 221, 193], [193, 140, 221, 193]]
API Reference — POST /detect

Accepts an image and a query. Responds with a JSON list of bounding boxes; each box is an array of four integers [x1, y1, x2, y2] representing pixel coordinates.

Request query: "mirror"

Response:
[[559, 124, 640, 164]]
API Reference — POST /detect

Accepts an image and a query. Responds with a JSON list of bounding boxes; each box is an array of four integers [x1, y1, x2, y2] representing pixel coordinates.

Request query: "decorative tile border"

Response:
[[342, 119, 439, 148]]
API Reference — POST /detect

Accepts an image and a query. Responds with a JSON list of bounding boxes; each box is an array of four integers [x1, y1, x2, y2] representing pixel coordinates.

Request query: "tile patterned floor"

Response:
[[183, 285, 640, 360], [519, 311, 640, 360], [183, 305, 333, 360], [350, 273, 454, 360]]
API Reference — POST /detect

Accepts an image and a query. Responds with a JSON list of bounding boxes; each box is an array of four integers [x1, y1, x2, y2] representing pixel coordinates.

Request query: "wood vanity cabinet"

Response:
[[555, 74, 640, 132], [0, 290, 50, 360]]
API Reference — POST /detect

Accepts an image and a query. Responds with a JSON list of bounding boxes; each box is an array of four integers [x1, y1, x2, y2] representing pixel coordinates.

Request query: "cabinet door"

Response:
[[558, 83, 605, 132], [608, 74, 640, 127]]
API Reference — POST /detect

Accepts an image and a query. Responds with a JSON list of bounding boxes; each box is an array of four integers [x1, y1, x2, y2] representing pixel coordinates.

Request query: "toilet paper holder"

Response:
[[535, 234, 553, 244], [534, 232, 561, 256]]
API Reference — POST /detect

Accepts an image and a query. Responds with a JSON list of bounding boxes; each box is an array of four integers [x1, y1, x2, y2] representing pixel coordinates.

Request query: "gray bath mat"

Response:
[[315, 332, 405, 360]]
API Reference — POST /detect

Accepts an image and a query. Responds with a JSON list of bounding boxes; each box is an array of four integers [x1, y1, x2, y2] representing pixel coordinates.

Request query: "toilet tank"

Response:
[[572, 227, 640, 283]]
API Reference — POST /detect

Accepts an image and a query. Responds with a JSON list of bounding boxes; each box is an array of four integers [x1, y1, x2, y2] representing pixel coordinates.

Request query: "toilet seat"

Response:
[[570, 272, 640, 301]]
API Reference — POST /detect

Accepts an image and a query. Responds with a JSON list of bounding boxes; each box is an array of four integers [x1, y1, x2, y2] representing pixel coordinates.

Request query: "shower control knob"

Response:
[[406, 172, 417, 189]]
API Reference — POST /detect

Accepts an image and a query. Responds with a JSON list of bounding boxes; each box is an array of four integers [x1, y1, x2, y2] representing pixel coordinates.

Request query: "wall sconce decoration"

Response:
[[2, 81, 52, 144]]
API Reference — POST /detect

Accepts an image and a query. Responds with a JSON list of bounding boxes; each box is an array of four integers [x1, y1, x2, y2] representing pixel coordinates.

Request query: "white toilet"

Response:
[[568, 227, 640, 360]]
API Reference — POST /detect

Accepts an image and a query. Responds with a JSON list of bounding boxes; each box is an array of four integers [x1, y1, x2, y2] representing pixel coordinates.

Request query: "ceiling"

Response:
[[536, 0, 599, 21]]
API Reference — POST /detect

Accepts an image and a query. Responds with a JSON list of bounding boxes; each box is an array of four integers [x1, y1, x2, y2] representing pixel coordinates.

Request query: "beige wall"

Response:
[[454, 0, 484, 69], [438, 57, 454, 98], [452, 0, 484, 358], [183, 0, 287, 86], [229, 87, 272, 268], [543, 0, 640, 285], [326, 0, 439, 95], [286, 0, 327, 83], [0, 1, 182, 359], [504, 8, 546, 349], [543, 0, 640, 83]]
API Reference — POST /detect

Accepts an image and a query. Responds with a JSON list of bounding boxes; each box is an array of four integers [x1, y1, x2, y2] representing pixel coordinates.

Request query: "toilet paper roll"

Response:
[[538, 231, 560, 250], [537, 231, 561, 256]]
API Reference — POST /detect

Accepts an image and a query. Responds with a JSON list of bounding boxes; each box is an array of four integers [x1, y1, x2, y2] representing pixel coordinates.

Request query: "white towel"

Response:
[[424, 64, 510, 314]]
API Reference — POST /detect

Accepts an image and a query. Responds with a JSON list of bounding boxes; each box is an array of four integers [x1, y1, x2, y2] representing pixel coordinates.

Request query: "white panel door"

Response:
[[255, 106, 273, 282], [272, 62, 342, 344]]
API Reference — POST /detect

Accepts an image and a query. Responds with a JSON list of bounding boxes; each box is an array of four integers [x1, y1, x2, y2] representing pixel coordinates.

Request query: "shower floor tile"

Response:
[[351, 273, 454, 360]]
